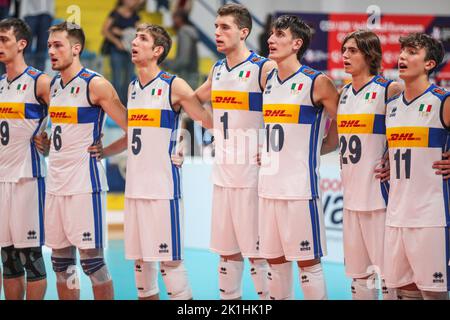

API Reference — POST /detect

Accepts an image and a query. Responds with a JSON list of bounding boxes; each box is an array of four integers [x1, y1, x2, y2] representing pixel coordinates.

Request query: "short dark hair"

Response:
[[136, 23, 172, 65], [0, 18, 32, 49], [342, 30, 382, 75], [217, 3, 252, 36], [49, 21, 86, 55], [272, 15, 312, 60], [399, 32, 444, 75]]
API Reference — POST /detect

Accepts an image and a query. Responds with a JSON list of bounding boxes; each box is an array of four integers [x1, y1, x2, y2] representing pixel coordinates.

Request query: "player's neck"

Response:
[[276, 55, 301, 82], [60, 60, 83, 86], [225, 45, 251, 69], [136, 63, 161, 85], [4, 57, 27, 82], [403, 74, 430, 102], [351, 72, 374, 92]]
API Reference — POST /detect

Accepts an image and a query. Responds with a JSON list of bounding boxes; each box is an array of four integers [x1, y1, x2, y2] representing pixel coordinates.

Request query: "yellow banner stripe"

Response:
[[0, 102, 25, 119], [386, 127, 429, 148], [128, 109, 161, 127], [211, 91, 249, 111], [263, 104, 299, 124], [49, 106, 78, 124], [337, 114, 375, 134]]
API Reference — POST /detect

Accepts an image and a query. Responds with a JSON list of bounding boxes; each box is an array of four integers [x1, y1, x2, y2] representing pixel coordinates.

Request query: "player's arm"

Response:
[[259, 60, 277, 89], [433, 96, 450, 179], [194, 68, 213, 104], [33, 74, 52, 156], [386, 81, 403, 100], [88, 77, 128, 159], [321, 119, 338, 155], [172, 77, 213, 129], [312, 74, 339, 120]]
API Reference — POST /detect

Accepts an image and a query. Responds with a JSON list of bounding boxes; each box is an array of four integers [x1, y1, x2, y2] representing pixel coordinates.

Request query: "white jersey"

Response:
[[211, 52, 268, 188], [125, 71, 181, 200], [259, 66, 327, 199], [47, 68, 108, 195], [0, 67, 47, 182], [337, 75, 392, 211], [385, 84, 450, 227]]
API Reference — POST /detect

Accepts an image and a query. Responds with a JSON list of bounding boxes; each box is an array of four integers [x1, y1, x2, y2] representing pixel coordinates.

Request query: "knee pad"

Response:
[[218, 258, 244, 300], [299, 263, 328, 300], [421, 290, 449, 300], [19, 247, 47, 282], [135, 260, 159, 298], [1, 246, 25, 279], [351, 274, 379, 300], [249, 259, 269, 299], [267, 262, 293, 300], [51, 247, 77, 285], [79, 249, 111, 286], [160, 261, 192, 300]]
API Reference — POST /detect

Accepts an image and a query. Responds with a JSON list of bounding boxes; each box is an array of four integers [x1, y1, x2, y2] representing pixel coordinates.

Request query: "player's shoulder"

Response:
[[248, 52, 269, 67], [429, 84, 450, 102], [159, 71, 176, 85], [372, 75, 392, 88], [24, 66, 43, 80], [386, 91, 402, 104], [79, 68, 101, 83], [299, 65, 321, 80]]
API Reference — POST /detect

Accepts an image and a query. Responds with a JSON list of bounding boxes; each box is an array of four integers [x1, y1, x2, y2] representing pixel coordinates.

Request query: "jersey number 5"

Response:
[[131, 128, 142, 155]]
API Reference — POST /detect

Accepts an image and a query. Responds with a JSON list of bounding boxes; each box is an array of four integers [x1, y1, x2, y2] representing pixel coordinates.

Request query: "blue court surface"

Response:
[[1, 240, 352, 300]]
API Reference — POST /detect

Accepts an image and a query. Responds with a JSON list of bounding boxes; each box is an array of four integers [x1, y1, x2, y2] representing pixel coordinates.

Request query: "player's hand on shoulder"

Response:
[[433, 151, 450, 180], [34, 131, 50, 156]]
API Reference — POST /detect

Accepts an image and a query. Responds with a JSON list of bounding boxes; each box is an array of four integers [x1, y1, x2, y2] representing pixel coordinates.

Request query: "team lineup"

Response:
[[0, 3, 449, 300]]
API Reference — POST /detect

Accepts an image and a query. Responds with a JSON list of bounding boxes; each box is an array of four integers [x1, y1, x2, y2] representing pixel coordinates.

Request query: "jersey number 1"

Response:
[[394, 149, 411, 179]]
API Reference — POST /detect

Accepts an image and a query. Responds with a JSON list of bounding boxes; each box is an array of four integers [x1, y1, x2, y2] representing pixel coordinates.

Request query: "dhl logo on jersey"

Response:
[[0, 103, 25, 119], [49, 107, 78, 124], [387, 127, 428, 148], [128, 109, 161, 127], [211, 91, 249, 111], [263, 104, 299, 124], [337, 114, 375, 134]]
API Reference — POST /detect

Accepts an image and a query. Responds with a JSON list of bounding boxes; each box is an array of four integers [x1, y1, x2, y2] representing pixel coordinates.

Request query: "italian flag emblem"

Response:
[[17, 83, 27, 91], [70, 86, 80, 95], [419, 104, 432, 112], [239, 70, 251, 80], [151, 88, 162, 96], [291, 83, 303, 94], [365, 92, 377, 101]]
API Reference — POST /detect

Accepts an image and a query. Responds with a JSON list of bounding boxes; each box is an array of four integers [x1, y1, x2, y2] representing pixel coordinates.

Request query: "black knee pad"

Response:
[[19, 247, 47, 282], [1, 246, 25, 279]]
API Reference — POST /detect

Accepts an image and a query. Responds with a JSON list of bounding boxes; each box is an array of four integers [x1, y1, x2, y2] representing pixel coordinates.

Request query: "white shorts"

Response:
[[384, 226, 450, 292], [343, 209, 386, 279], [210, 185, 259, 258], [125, 198, 184, 262], [259, 197, 327, 261], [45, 192, 106, 249], [0, 178, 45, 248]]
